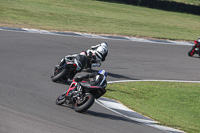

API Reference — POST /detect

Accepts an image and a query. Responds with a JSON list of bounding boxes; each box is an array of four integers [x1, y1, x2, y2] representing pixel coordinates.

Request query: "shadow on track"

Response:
[[84, 69, 139, 80], [51, 69, 139, 86], [84, 110, 141, 124], [56, 104, 141, 124]]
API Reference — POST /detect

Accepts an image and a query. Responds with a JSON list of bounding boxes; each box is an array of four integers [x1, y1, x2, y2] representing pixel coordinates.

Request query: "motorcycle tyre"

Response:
[[74, 93, 94, 113], [51, 69, 68, 82], [56, 94, 66, 105], [188, 46, 196, 57]]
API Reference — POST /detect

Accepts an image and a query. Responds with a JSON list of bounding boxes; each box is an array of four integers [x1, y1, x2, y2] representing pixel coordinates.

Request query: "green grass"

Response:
[[105, 81, 200, 133], [0, 0, 200, 41]]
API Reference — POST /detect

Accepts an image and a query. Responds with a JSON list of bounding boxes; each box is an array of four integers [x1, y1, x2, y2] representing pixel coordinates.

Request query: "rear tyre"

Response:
[[51, 68, 68, 82], [56, 94, 66, 105], [74, 93, 94, 113]]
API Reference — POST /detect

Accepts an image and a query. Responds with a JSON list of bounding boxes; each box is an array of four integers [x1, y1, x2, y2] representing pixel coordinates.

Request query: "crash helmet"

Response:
[[101, 42, 108, 49], [198, 37, 200, 43], [98, 70, 107, 77], [95, 43, 108, 60]]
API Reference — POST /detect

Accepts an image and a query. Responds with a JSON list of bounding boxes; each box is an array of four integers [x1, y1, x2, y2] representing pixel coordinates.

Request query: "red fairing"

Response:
[[66, 82, 77, 96], [194, 40, 200, 47], [73, 64, 77, 68]]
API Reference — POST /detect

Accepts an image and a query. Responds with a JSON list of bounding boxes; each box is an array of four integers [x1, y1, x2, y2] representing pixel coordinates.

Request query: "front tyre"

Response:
[[188, 46, 196, 57], [51, 68, 68, 82], [74, 93, 94, 113], [56, 94, 66, 105]]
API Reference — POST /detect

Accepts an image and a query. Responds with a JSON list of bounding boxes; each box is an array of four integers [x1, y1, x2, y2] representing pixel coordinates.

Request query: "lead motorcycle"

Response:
[[55, 78, 106, 113], [188, 39, 200, 57], [51, 53, 98, 82]]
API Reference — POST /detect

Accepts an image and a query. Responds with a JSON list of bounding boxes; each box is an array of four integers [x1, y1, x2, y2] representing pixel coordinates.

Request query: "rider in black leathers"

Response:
[[67, 70, 107, 99], [75, 70, 107, 88]]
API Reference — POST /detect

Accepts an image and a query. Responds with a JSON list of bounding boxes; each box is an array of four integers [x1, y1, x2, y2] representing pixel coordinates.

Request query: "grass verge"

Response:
[[105, 81, 200, 133], [0, 0, 200, 41]]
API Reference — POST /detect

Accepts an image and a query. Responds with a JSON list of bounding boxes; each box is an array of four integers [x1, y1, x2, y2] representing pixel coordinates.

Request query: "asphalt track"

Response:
[[0, 30, 199, 133]]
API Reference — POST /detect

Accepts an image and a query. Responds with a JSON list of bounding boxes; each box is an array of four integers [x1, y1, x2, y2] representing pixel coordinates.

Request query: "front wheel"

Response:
[[74, 93, 94, 113], [51, 68, 68, 82], [188, 46, 196, 57], [56, 94, 66, 105]]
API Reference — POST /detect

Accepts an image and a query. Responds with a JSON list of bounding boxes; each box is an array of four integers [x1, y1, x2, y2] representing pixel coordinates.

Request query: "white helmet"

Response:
[[198, 37, 200, 43], [93, 42, 107, 61], [100, 42, 108, 49], [97, 43, 108, 54]]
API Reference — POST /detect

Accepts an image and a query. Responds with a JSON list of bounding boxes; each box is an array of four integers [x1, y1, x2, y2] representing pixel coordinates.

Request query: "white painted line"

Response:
[[97, 99, 135, 112], [77, 33, 108, 39], [147, 124, 185, 133], [128, 37, 159, 43], [95, 99, 159, 124], [22, 28, 53, 34], [108, 79, 200, 84]]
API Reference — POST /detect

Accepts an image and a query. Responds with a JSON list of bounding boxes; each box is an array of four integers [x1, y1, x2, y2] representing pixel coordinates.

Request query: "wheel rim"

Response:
[[76, 95, 90, 107], [58, 94, 65, 101]]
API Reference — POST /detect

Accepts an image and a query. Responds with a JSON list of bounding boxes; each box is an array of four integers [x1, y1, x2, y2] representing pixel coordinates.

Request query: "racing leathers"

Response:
[[86, 42, 108, 68], [73, 71, 107, 98], [75, 72, 107, 88]]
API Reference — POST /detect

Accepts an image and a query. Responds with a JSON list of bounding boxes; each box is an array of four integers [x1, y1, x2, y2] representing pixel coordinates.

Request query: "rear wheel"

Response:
[[74, 93, 94, 113]]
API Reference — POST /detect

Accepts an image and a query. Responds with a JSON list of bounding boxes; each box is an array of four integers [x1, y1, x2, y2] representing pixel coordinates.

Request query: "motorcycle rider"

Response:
[[86, 42, 108, 69], [67, 70, 107, 99]]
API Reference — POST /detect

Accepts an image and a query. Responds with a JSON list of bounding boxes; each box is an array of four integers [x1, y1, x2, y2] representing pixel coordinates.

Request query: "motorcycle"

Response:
[[51, 52, 100, 82], [51, 54, 78, 82], [188, 40, 200, 57], [55, 78, 106, 113]]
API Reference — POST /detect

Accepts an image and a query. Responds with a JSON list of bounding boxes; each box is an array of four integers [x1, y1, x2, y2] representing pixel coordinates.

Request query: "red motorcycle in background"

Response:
[[188, 38, 200, 57]]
